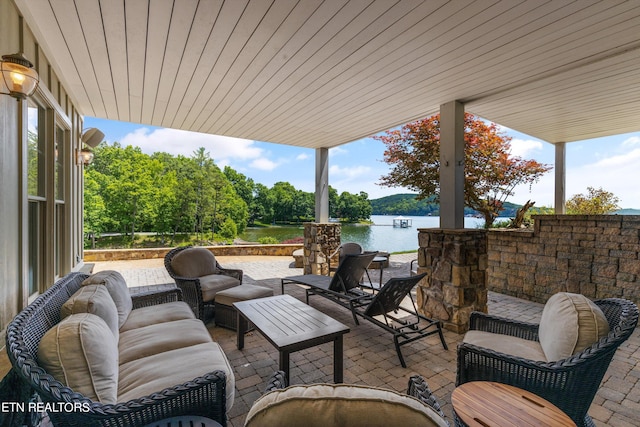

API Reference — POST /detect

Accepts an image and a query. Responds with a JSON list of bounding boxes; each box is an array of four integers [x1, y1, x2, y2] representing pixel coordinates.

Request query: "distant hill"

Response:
[[370, 194, 521, 217], [614, 208, 640, 215]]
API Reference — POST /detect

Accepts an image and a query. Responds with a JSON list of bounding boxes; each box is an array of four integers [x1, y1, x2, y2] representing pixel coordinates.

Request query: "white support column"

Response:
[[554, 142, 566, 214], [439, 101, 465, 228], [315, 147, 329, 223]]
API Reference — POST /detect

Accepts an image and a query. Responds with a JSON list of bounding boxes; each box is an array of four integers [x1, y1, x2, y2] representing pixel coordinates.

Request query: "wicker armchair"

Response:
[[456, 298, 638, 427], [164, 246, 242, 319], [5, 272, 229, 427], [247, 371, 449, 426]]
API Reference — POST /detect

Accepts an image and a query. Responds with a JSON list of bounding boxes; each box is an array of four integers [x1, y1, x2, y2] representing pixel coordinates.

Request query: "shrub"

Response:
[[258, 236, 280, 244]]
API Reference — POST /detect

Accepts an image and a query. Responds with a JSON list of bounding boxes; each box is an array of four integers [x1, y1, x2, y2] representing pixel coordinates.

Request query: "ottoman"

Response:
[[214, 284, 274, 330]]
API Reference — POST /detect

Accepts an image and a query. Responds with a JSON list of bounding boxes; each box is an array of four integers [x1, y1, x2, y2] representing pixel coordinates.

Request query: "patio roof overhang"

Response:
[[14, 0, 640, 149]]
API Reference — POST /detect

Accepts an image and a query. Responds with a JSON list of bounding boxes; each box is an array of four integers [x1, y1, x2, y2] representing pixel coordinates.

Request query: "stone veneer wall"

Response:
[[84, 244, 303, 262], [416, 229, 488, 333], [303, 223, 341, 275], [488, 215, 640, 305]]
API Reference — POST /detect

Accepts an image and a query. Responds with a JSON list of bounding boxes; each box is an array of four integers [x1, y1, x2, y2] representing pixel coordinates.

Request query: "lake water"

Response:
[[240, 215, 489, 253]]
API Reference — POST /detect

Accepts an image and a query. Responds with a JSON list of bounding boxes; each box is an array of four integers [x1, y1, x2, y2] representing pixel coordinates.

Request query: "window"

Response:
[[55, 125, 67, 277], [27, 101, 45, 297]]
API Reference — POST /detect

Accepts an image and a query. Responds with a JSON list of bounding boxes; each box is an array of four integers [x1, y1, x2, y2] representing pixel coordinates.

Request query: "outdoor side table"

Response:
[[234, 294, 350, 383], [451, 381, 576, 427]]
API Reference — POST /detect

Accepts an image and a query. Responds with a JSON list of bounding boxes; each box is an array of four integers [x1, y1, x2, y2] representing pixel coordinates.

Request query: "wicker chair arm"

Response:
[[170, 277, 205, 318], [131, 288, 183, 309], [264, 371, 288, 392], [469, 311, 539, 340], [407, 375, 448, 424], [216, 264, 243, 283]]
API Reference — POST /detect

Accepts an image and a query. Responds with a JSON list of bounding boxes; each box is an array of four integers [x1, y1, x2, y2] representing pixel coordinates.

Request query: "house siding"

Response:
[[0, 0, 84, 341]]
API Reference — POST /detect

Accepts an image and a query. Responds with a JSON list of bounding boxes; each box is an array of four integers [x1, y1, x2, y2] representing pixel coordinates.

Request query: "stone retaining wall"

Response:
[[84, 244, 303, 262], [303, 223, 341, 275], [416, 228, 488, 333], [488, 215, 640, 305]]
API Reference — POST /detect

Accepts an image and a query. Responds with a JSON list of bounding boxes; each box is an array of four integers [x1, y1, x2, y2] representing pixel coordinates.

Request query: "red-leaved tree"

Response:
[[374, 113, 552, 227]]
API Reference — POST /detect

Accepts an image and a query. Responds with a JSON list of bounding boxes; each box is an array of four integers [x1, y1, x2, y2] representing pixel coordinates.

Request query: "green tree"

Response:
[[83, 169, 108, 247], [89, 143, 161, 240], [374, 113, 552, 227], [271, 182, 297, 222], [566, 187, 620, 214], [336, 191, 372, 222]]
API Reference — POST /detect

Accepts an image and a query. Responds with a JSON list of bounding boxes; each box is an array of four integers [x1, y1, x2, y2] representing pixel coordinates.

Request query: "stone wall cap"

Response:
[[417, 228, 487, 234]]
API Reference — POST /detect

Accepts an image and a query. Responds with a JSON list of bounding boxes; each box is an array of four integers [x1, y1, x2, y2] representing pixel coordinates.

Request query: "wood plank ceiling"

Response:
[[15, 0, 640, 148]]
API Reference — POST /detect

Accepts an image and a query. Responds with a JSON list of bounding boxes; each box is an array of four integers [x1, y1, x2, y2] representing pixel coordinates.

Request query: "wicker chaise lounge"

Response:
[[456, 293, 638, 427]]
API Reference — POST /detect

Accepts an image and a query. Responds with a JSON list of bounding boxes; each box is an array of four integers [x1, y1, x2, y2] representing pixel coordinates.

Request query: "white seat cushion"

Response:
[[245, 384, 448, 427], [538, 292, 610, 361], [199, 274, 240, 302], [215, 284, 273, 306], [119, 301, 195, 332], [118, 342, 235, 411], [38, 313, 119, 404], [118, 319, 212, 365], [463, 330, 547, 362]]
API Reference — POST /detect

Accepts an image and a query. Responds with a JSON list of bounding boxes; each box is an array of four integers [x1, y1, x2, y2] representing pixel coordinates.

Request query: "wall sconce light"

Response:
[[0, 52, 39, 100], [77, 148, 94, 166]]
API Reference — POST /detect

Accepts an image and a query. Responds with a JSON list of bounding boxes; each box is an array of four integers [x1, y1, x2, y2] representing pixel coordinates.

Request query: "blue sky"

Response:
[[84, 116, 640, 209]]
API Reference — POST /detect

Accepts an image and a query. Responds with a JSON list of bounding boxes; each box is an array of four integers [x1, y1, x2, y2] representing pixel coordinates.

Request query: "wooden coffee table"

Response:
[[452, 381, 576, 427], [234, 294, 350, 383]]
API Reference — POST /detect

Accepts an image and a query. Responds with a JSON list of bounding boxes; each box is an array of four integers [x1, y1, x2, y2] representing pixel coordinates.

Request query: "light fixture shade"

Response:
[[0, 53, 39, 99], [82, 128, 105, 148]]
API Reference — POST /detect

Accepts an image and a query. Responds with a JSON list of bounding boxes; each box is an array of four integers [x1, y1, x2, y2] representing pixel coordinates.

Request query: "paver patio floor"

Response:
[[2, 254, 636, 426]]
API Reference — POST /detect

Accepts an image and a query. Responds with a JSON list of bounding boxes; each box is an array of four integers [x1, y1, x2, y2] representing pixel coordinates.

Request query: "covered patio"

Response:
[[2, 1, 640, 426], [77, 254, 640, 426]]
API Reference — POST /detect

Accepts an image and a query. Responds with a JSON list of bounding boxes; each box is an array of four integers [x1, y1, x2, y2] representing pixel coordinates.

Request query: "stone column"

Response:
[[303, 223, 341, 275], [416, 228, 488, 333]]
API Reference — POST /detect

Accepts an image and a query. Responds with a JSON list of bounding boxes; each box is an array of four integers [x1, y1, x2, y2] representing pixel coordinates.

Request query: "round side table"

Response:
[[451, 381, 576, 427]]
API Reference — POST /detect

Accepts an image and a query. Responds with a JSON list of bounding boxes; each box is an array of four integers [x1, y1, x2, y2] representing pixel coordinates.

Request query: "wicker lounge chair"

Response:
[[281, 252, 377, 323], [164, 246, 242, 319], [348, 273, 448, 367], [244, 371, 449, 427], [456, 296, 638, 427]]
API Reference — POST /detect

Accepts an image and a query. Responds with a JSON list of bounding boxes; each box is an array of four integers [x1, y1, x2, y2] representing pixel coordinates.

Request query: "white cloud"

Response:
[[249, 157, 281, 171], [119, 127, 262, 160], [565, 148, 640, 208], [621, 136, 640, 147], [513, 147, 640, 209], [329, 165, 371, 178], [296, 153, 309, 161], [329, 146, 348, 157], [509, 138, 544, 158]]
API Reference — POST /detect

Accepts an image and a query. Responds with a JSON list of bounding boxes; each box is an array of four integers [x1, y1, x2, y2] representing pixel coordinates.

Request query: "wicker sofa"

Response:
[[5, 271, 235, 426]]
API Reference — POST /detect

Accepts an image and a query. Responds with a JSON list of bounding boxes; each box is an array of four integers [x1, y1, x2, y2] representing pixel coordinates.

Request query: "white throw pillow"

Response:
[[38, 313, 119, 403], [82, 270, 132, 328], [538, 292, 609, 361], [61, 284, 119, 339]]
